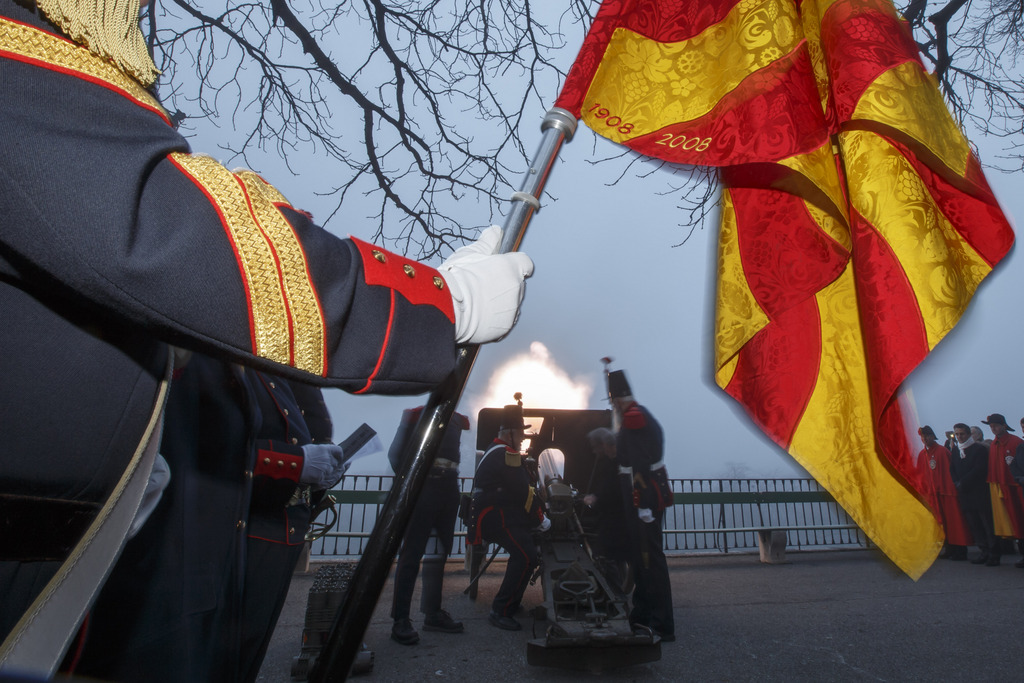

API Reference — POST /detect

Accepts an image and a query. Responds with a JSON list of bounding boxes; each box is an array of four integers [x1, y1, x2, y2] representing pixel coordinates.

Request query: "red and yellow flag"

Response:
[[557, 0, 1014, 578]]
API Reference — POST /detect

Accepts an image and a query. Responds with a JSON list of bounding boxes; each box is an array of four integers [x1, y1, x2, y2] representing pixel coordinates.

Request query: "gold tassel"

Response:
[[36, 0, 159, 86]]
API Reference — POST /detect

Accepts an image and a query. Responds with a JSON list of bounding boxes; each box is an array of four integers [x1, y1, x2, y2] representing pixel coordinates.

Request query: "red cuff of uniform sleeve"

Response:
[[254, 447, 303, 482], [350, 237, 455, 323]]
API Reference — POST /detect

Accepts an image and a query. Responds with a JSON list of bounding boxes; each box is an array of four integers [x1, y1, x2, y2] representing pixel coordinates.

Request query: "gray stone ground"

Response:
[[258, 548, 1024, 682]]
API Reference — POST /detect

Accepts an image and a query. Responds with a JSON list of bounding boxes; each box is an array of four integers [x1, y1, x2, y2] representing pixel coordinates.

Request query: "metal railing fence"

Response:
[[309, 476, 869, 558]]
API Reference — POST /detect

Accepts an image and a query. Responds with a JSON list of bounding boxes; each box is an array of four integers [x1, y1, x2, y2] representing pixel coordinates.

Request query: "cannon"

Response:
[[525, 448, 661, 670], [467, 408, 661, 671]]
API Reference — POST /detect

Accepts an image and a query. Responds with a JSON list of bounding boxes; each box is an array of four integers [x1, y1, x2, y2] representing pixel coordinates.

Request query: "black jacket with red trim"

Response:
[[472, 440, 541, 530], [0, 2, 454, 509], [0, 0, 457, 639], [76, 354, 327, 682], [615, 402, 672, 511]]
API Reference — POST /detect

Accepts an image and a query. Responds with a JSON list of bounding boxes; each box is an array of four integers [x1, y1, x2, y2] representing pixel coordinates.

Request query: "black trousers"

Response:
[[479, 508, 538, 617], [628, 510, 675, 637], [391, 473, 460, 620]]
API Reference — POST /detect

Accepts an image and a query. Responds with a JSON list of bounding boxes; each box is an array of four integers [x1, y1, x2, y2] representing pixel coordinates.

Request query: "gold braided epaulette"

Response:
[[0, 15, 169, 124]]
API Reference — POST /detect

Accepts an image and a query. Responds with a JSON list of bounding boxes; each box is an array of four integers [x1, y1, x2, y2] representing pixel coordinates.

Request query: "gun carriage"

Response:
[[467, 407, 661, 671]]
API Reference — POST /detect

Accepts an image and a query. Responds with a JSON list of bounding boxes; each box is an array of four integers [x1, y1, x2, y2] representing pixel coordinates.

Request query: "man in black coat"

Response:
[[582, 427, 632, 593], [608, 369, 675, 643], [0, 0, 533, 668], [949, 422, 999, 565], [470, 403, 547, 631], [388, 406, 470, 645]]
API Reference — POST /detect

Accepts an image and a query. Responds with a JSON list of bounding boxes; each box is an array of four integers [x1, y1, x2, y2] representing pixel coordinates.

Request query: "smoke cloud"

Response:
[[468, 341, 593, 416]]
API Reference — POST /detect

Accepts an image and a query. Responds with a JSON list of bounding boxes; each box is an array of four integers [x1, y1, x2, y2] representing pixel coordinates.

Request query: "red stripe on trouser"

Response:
[[496, 510, 532, 617]]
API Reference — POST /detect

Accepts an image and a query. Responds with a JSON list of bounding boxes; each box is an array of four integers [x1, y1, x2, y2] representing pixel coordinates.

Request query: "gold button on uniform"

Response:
[[403, 264, 416, 277], [433, 276, 444, 290], [372, 249, 387, 263]]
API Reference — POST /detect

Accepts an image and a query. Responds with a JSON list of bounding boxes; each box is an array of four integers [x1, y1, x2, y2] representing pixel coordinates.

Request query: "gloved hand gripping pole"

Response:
[[309, 108, 577, 682]]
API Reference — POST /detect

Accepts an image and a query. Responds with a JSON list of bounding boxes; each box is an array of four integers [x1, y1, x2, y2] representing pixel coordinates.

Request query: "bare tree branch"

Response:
[[147, 0, 1024, 252]]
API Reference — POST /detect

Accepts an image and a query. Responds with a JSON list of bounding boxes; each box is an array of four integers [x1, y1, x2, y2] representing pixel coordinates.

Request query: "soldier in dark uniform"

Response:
[[470, 402, 548, 631], [607, 369, 675, 642], [388, 406, 470, 645], [74, 354, 346, 683], [950, 422, 999, 565], [582, 427, 632, 593], [0, 0, 533, 668]]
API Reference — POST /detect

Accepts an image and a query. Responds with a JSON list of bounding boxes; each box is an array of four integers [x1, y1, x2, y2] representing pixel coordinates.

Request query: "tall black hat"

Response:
[[499, 404, 530, 430], [607, 369, 632, 399], [499, 392, 530, 430]]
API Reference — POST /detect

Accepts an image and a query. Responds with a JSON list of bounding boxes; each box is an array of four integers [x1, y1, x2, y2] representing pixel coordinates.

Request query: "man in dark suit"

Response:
[[950, 422, 999, 565], [388, 406, 470, 645]]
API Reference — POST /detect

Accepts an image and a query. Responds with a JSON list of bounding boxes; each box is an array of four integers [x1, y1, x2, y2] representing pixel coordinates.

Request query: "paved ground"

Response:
[[258, 548, 1024, 682]]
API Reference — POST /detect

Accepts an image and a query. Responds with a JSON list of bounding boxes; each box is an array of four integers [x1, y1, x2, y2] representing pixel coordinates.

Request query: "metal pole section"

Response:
[[308, 107, 577, 682]]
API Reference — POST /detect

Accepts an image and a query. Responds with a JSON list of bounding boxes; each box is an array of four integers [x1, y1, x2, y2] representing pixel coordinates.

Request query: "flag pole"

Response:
[[308, 107, 577, 682]]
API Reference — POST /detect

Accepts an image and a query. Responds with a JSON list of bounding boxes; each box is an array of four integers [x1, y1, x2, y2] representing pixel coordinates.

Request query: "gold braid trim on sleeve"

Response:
[[169, 153, 327, 376]]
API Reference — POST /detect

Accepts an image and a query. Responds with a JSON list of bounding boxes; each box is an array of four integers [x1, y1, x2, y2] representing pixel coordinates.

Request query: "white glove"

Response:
[[300, 443, 348, 489], [534, 515, 552, 532], [638, 508, 655, 524], [1006, 455, 1014, 466], [439, 225, 534, 344]]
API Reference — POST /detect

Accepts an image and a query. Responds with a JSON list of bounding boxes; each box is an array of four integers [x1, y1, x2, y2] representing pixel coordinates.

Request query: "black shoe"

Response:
[[986, 555, 1001, 567], [391, 619, 420, 645], [488, 611, 521, 631], [423, 609, 464, 633], [654, 630, 676, 643], [970, 555, 990, 565], [1015, 557, 1024, 568], [950, 553, 968, 561]]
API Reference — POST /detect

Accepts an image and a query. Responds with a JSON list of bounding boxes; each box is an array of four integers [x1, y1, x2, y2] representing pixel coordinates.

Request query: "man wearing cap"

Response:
[[607, 369, 675, 643], [0, 0, 534, 668], [470, 403, 547, 631], [950, 423, 999, 565], [916, 426, 971, 560], [387, 406, 470, 645], [981, 414, 1024, 567]]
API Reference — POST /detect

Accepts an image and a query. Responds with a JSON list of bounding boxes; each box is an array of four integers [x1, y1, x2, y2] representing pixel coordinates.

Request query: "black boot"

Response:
[[391, 619, 420, 645]]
